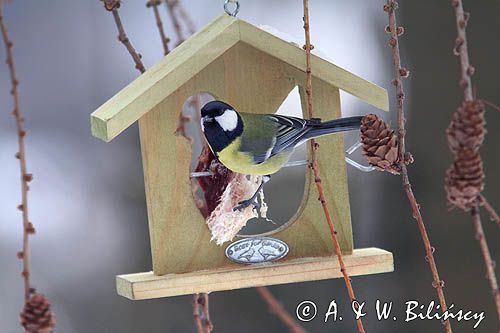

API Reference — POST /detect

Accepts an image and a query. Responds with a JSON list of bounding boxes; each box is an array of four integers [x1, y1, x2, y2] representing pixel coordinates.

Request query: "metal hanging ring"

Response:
[[224, 0, 240, 17]]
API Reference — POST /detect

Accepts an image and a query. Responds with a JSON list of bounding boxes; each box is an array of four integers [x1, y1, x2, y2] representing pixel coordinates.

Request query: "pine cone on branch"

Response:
[[446, 100, 486, 155], [360, 114, 402, 175], [20, 293, 55, 333], [445, 149, 484, 210]]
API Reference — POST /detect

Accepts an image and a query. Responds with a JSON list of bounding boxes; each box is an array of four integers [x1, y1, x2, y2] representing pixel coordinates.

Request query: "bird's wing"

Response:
[[251, 114, 314, 164]]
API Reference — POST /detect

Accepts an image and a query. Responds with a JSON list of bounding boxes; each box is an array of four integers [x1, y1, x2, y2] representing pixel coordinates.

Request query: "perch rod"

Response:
[[189, 141, 374, 178]]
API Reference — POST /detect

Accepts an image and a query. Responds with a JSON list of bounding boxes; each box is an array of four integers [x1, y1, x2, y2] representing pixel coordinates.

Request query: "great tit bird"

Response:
[[200, 100, 363, 211]]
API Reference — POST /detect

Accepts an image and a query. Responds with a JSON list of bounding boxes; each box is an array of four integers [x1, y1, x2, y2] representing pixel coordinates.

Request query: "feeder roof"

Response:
[[91, 15, 389, 142]]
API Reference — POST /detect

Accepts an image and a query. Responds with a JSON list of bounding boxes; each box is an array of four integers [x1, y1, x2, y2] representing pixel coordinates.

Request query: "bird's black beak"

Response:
[[203, 116, 214, 123]]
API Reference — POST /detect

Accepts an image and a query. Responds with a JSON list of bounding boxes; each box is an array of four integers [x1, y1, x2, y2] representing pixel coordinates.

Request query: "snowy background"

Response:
[[0, 1, 498, 332]]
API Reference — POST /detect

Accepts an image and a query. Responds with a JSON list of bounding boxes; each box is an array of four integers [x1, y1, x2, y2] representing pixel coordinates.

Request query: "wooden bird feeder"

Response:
[[91, 15, 394, 300]]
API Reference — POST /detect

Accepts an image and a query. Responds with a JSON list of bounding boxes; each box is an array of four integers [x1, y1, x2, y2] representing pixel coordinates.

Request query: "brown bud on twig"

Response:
[[404, 152, 414, 165], [432, 280, 445, 289], [399, 67, 410, 78], [459, 78, 469, 90], [23, 173, 33, 182], [146, 0, 162, 8], [26, 223, 36, 234], [397, 92, 405, 102], [461, 12, 470, 28], [453, 37, 464, 55], [385, 25, 404, 36], [103, 0, 121, 11], [20, 293, 55, 333], [466, 65, 475, 76], [383, 1, 398, 13]]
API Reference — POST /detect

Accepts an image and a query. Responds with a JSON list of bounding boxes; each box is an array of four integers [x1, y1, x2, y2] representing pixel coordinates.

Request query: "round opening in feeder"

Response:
[[180, 89, 307, 245]]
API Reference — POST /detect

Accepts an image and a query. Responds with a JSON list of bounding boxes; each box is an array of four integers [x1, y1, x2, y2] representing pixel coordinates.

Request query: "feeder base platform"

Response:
[[116, 247, 393, 300]]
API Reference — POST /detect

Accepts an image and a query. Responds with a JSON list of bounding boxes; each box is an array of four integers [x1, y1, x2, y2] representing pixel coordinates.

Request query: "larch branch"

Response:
[[102, 0, 146, 74], [193, 294, 204, 333], [147, 0, 170, 55], [479, 195, 500, 226], [256, 287, 307, 333], [302, 1, 365, 332], [450, 0, 500, 322], [164, 0, 185, 44], [471, 208, 500, 319], [0, 1, 33, 302], [384, 1, 452, 332]]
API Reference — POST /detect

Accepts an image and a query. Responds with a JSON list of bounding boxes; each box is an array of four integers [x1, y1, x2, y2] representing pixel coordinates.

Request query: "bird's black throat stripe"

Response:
[[203, 117, 244, 154]]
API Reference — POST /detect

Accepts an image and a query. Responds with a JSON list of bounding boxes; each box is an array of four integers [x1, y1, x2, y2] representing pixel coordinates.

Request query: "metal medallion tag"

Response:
[[225, 237, 289, 264]]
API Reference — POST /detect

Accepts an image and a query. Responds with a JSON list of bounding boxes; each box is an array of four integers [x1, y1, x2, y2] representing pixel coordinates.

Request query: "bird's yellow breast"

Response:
[[216, 137, 292, 175]]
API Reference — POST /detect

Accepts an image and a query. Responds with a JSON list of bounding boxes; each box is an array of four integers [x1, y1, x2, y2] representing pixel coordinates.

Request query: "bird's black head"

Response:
[[200, 100, 243, 153]]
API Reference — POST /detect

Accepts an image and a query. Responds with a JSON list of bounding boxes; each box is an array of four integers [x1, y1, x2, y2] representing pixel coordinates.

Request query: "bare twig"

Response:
[[451, 0, 473, 102], [302, 1, 364, 332], [256, 287, 307, 333], [192, 293, 213, 333], [101, 2, 214, 331], [450, 0, 500, 322], [138, 1, 215, 329], [155, 2, 214, 328], [200, 293, 213, 332], [1, 4, 56, 332], [384, 1, 452, 332], [0, 1, 33, 302], [479, 195, 500, 226], [102, 0, 146, 74], [164, 0, 185, 44], [146, 0, 170, 55], [481, 99, 500, 114], [193, 294, 204, 333], [173, 0, 195, 35], [471, 208, 500, 318]]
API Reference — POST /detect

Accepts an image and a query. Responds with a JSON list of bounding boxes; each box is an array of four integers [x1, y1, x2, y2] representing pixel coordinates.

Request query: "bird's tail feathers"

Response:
[[302, 116, 363, 141]]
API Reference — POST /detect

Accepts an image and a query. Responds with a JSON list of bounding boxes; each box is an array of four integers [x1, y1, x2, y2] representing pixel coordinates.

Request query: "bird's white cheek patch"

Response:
[[215, 109, 238, 132]]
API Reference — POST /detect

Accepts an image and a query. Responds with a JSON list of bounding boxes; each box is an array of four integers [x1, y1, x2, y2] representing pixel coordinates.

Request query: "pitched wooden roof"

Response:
[[91, 15, 388, 142]]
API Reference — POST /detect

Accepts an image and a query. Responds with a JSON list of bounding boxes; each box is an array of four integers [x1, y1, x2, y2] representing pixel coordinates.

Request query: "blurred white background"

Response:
[[1, 1, 498, 332]]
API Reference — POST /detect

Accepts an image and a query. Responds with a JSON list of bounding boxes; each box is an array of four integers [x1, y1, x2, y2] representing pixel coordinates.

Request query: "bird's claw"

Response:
[[233, 196, 260, 212]]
